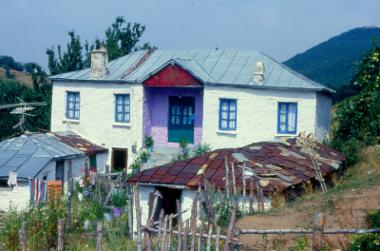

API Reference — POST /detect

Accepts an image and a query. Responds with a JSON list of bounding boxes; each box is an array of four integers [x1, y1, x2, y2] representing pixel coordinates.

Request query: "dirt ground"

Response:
[[236, 184, 380, 250]]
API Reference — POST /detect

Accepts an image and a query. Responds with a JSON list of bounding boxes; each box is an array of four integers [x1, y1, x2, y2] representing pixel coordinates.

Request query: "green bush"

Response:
[[367, 210, 380, 228]]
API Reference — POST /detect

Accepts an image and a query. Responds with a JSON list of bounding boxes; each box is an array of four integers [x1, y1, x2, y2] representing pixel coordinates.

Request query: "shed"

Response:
[[128, 137, 344, 226], [0, 132, 107, 212]]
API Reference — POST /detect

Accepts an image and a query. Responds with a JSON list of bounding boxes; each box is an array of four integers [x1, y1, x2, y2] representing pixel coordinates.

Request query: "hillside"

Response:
[[237, 145, 380, 250], [284, 26, 380, 90], [0, 67, 34, 87]]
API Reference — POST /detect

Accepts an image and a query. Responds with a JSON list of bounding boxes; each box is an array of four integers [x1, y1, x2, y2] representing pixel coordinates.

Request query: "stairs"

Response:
[[141, 146, 179, 170]]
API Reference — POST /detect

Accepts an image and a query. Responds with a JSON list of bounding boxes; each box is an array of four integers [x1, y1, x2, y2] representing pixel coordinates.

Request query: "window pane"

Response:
[[229, 121, 236, 130], [229, 101, 236, 111], [288, 104, 297, 132], [230, 111, 236, 120], [221, 111, 228, 119], [221, 101, 228, 111], [221, 120, 228, 129]]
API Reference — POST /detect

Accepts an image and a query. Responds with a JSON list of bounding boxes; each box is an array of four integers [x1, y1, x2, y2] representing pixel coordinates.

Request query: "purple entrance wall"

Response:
[[143, 87, 203, 148]]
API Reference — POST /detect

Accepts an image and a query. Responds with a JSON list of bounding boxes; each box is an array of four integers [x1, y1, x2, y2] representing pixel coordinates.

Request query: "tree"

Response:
[[47, 16, 152, 75], [330, 41, 380, 165], [46, 31, 84, 75]]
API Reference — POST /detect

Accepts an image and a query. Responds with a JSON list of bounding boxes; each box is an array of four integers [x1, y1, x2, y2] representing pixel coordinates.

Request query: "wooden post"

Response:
[[249, 178, 254, 214], [215, 226, 221, 251], [134, 184, 143, 251], [224, 156, 230, 198], [18, 222, 26, 251], [231, 162, 237, 196], [167, 215, 174, 251], [190, 192, 199, 251], [183, 220, 190, 251], [161, 215, 168, 251], [156, 210, 164, 251], [206, 224, 213, 251], [128, 196, 133, 237], [67, 160, 73, 228], [176, 200, 182, 251], [197, 220, 204, 251], [312, 212, 325, 251], [96, 222, 103, 251], [144, 219, 153, 251], [242, 163, 246, 214], [224, 206, 237, 251], [57, 219, 65, 251]]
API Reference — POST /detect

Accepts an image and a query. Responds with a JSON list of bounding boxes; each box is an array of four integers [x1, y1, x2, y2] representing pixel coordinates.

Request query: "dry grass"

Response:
[[236, 146, 380, 250], [0, 67, 34, 87]]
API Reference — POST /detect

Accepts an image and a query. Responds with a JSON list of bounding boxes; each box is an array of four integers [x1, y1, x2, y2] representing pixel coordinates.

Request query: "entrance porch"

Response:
[[143, 87, 203, 148]]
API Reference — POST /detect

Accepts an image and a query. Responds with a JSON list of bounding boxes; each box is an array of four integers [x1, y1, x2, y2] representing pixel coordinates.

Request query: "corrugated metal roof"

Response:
[[50, 49, 333, 93], [0, 133, 84, 180], [128, 138, 345, 193]]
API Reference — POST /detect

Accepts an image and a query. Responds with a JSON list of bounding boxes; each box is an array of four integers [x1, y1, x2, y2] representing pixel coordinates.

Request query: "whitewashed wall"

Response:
[[0, 182, 30, 212], [202, 86, 322, 149], [315, 93, 332, 142], [133, 186, 155, 235], [51, 81, 144, 167]]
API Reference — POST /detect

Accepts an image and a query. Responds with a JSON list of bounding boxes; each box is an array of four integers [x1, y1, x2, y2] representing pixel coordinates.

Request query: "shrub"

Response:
[[192, 143, 211, 156], [367, 210, 380, 228], [144, 136, 154, 150]]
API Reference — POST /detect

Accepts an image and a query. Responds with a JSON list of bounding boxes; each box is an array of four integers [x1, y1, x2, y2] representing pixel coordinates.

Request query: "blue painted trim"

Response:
[[66, 91, 80, 120], [277, 102, 297, 134], [114, 94, 131, 123], [219, 98, 237, 131]]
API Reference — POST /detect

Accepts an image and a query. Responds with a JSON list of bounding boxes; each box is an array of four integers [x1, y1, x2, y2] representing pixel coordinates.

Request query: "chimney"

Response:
[[91, 48, 108, 79], [253, 61, 265, 84]]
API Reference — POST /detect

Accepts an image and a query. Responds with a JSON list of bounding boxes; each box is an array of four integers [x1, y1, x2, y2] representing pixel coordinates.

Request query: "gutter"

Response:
[[128, 182, 189, 190]]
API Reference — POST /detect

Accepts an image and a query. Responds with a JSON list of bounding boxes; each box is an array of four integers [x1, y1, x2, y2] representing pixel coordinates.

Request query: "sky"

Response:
[[0, 0, 379, 70]]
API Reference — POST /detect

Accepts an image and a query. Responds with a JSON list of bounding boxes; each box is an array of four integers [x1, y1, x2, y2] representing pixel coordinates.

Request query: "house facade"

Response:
[[50, 48, 333, 170]]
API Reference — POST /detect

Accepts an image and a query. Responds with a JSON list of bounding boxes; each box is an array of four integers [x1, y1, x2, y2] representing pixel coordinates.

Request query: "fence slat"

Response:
[[161, 215, 168, 251], [18, 222, 26, 251], [183, 220, 190, 251], [215, 226, 221, 251], [197, 220, 204, 251], [224, 205, 237, 251], [190, 192, 199, 251], [57, 219, 65, 251], [134, 184, 142, 251], [206, 223, 213, 251], [96, 222, 102, 251], [176, 200, 182, 251], [156, 210, 164, 251], [312, 212, 325, 251]]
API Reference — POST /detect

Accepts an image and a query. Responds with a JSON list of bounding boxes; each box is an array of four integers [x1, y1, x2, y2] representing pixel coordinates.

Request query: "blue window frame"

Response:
[[66, 91, 80, 120], [277, 102, 298, 134], [115, 94, 130, 123], [219, 99, 237, 130]]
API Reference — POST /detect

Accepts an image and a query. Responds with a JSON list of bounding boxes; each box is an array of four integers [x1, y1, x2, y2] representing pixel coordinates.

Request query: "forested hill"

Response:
[[283, 26, 380, 90]]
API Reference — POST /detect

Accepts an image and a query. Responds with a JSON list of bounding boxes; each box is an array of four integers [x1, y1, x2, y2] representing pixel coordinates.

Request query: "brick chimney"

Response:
[[253, 61, 265, 84], [91, 48, 108, 79]]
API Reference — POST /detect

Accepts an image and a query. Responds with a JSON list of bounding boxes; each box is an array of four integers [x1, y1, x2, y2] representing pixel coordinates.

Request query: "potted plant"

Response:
[[112, 192, 127, 217]]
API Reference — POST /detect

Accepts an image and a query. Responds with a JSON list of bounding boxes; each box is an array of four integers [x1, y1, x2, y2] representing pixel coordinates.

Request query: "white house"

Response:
[[0, 132, 107, 212], [50, 48, 333, 171]]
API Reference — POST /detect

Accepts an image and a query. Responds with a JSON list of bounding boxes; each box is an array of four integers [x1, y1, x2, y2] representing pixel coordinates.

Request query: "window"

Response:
[[219, 99, 237, 130], [115, 94, 130, 123], [278, 102, 298, 134], [66, 92, 80, 120], [111, 148, 128, 172]]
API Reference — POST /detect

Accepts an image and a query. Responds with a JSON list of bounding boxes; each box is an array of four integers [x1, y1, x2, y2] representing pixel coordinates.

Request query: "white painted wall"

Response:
[[133, 186, 155, 235], [0, 182, 30, 212], [202, 86, 324, 149], [96, 152, 108, 174], [51, 81, 144, 167], [315, 93, 332, 142]]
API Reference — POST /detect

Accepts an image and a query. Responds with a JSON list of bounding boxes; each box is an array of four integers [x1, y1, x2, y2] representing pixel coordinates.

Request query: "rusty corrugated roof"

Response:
[[51, 132, 108, 156], [128, 139, 344, 193]]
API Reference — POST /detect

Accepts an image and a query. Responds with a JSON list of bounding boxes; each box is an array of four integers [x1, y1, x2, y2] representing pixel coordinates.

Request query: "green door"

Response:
[[168, 96, 195, 144]]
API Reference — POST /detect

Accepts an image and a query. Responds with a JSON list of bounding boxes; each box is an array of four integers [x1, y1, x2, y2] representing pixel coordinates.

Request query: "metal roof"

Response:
[[128, 138, 345, 193], [0, 133, 84, 180], [50, 49, 333, 93]]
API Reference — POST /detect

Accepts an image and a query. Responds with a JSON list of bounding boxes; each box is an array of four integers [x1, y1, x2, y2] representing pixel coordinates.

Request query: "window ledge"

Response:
[[62, 119, 80, 124], [275, 133, 297, 137], [216, 130, 238, 135], [113, 122, 131, 128]]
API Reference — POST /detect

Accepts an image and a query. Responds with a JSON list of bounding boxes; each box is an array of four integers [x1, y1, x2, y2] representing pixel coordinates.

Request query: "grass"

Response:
[[283, 145, 380, 213]]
